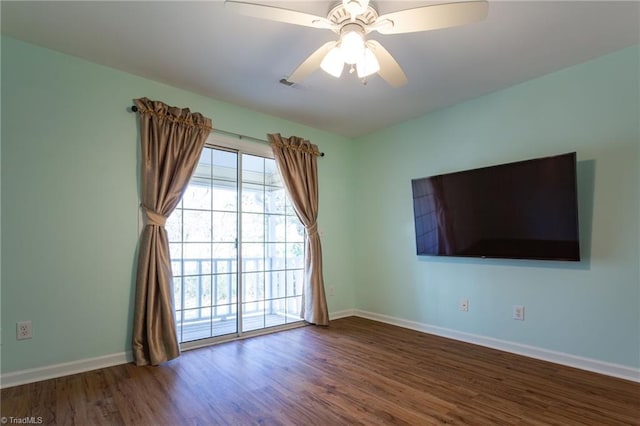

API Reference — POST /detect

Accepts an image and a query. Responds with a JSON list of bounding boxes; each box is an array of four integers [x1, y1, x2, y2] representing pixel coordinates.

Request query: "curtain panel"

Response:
[[268, 133, 329, 326], [132, 98, 211, 365]]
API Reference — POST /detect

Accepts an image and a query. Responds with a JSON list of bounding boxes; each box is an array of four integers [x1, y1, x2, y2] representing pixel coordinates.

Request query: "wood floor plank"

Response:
[[2, 316, 638, 425]]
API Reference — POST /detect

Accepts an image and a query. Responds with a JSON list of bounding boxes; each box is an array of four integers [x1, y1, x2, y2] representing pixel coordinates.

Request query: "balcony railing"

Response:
[[173, 257, 303, 342]]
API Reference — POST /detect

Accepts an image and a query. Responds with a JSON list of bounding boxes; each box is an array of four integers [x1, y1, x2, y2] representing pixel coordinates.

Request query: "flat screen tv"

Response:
[[411, 152, 580, 261]]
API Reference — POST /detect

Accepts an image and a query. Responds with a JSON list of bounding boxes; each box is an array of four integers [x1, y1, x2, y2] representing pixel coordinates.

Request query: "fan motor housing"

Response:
[[327, 1, 379, 27]]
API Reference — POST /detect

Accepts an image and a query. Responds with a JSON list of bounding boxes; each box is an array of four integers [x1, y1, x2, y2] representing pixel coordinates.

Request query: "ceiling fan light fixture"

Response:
[[320, 46, 345, 78], [228, 0, 490, 87], [340, 28, 365, 64], [342, 0, 370, 19], [356, 47, 380, 78]]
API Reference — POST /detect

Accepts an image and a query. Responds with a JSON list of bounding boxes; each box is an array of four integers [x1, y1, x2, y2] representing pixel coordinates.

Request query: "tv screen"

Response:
[[411, 152, 580, 261]]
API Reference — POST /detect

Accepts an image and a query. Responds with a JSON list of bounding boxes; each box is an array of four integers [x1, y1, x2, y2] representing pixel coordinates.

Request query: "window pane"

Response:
[[182, 308, 211, 341], [286, 296, 302, 321], [213, 302, 237, 321], [173, 277, 182, 310], [266, 243, 286, 270], [166, 209, 182, 242], [213, 149, 237, 168], [214, 273, 237, 304], [264, 159, 281, 186], [201, 275, 212, 308], [194, 147, 213, 179], [285, 196, 296, 216], [183, 276, 203, 309], [242, 183, 264, 213], [287, 216, 305, 242], [287, 269, 303, 297], [265, 187, 286, 214], [212, 183, 237, 211], [183, 243, 211, 261], [183, 210, 212, 242], [242, 213, 264, 242], [242, 154, 264, 178], [199, 307, 212, 320], [242, 243, 264, 266], [183, 183, 212, 210], [212, 149, 237, 211], [266, 214, 285, 242], [170, 243, 183, 259], [169, 244, 182, 275], [266, 299, 286, 328], [184, 258, 211, 276], [212, 248, 236, 273], [287, 243, 304, 269], [175, 318, 183, 342], [212, 211, 237, 242], [243, 272, 264, 302], [242, 302, 265, 332], [213, 304, 237, 336], [211, 243, 236, 260], [266, 271, 286, 299], [243, 257, 264, 273]]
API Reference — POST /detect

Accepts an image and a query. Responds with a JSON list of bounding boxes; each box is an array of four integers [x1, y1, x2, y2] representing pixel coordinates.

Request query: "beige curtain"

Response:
[[132, 98, 211, 365], [268, 133, 329, 326]]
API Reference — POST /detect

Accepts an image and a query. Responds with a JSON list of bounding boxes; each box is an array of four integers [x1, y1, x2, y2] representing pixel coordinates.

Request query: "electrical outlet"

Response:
[[329, 285, 335, 296], [17, 321, 32, 340], [459, 299, 469, 312], [513, 305, 525, 321]]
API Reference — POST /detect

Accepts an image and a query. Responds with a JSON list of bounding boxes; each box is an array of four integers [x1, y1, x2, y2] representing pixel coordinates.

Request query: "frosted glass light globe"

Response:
[[320, 47, 345, 78], [340, 30, 365, 65]]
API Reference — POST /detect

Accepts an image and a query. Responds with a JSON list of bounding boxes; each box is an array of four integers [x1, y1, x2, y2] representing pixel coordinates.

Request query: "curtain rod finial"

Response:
[[130, 105, 138, 113]]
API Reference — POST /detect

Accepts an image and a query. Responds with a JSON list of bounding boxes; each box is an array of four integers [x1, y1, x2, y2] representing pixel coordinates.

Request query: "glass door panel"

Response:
[[171, 147, 239, 342], [240, 154, 304, 332]]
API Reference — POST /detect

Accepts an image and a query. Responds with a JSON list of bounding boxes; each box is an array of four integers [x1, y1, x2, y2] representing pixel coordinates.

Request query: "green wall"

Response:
[[353, 46, 640, 368], [2, 35, 639, 375], [0, 37, 356, 373]]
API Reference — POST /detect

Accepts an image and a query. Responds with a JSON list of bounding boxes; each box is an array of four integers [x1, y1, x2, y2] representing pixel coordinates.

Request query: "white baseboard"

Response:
[[329, 309, 357, 320], [353, 309, 640, 383], [1, 351, 133, 389]]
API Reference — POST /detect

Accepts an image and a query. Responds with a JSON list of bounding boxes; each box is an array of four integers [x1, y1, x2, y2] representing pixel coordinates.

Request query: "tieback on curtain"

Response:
[[306, 222, 320, 237], [142, 205, 167, 227]]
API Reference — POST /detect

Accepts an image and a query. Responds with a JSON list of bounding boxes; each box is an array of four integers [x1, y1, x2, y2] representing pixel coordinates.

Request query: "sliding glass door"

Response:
[[166, 145, 304, 344], [240, 153, 305, 332]]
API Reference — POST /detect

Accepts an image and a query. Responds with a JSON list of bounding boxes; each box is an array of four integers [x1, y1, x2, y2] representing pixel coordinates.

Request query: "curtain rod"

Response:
[[129, 105, 324, 157]]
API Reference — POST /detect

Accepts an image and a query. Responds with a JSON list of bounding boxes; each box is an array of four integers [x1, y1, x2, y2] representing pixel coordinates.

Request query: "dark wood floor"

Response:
[[2, 316, 639, 425]]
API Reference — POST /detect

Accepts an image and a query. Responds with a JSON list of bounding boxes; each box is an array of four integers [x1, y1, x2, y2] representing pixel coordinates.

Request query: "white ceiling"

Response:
[[2, 1, 638, 138]]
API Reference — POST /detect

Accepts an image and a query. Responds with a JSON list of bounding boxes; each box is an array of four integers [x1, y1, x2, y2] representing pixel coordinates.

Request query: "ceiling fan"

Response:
[[225, 0, 489, 87]]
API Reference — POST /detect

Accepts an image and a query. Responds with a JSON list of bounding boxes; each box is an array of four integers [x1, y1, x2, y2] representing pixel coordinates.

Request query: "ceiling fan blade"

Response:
[[367, 40, 407, 88], [287, 41, 338, 84], [225, 1, 336, 30], [374, 0, 489, 35]]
